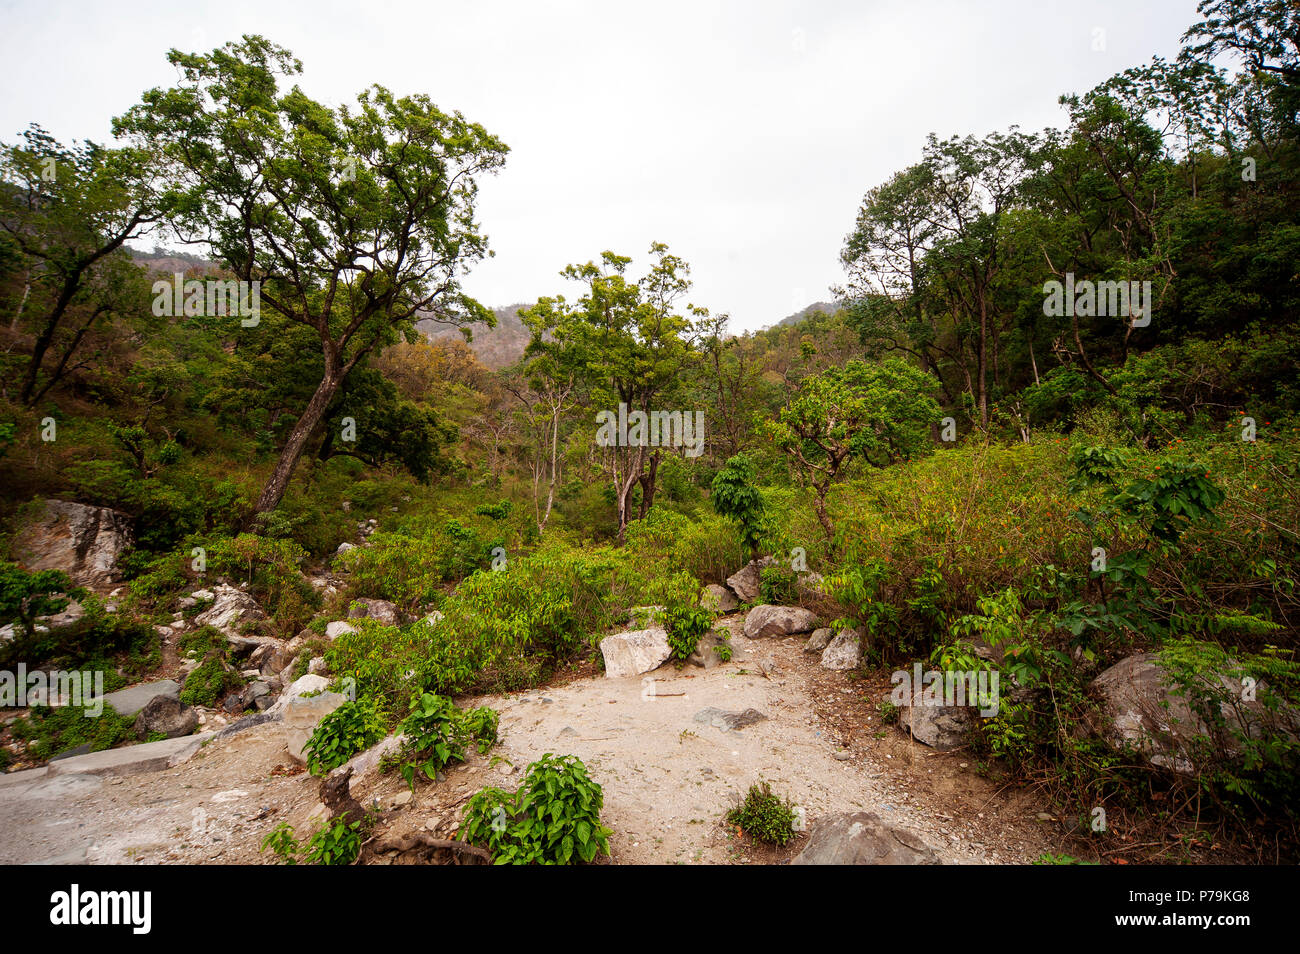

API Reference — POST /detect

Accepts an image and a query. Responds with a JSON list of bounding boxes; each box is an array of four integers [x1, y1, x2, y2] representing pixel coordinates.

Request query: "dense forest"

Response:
[[1, 0, 1298, 867]]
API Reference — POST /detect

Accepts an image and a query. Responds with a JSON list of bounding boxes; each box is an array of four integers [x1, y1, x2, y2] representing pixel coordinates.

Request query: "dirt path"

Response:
[[0, 615, 1053, 864]]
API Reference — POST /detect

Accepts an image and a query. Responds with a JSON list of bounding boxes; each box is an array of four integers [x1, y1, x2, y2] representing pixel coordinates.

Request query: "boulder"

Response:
[[14, 500, 132, 589], [335, 542, 356, 555], [821, 628, 862, 671], [267, 674, 332, 716], [805, 628, 834, 653], [420, 610, 445, 627], [1090, 652, 1299, 774], [700, 584, 740, 614], [743, 604, 819, 639], [725, 557, 774, 604], [325, 621, 357, 640], [792, 812, 941, 865], [98, 679, 181, 718], [134, 695, 199, 739], [347, 598, 399, 626], [283, 690, 348, 764], [686, 630, 731, 669], [600, 627, 672, 679], [193, 584, 265, 638], [897, 702, 973, 750]]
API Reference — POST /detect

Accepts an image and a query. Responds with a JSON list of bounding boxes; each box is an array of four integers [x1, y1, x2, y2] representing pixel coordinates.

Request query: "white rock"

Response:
[[600, 627, 672, 679]]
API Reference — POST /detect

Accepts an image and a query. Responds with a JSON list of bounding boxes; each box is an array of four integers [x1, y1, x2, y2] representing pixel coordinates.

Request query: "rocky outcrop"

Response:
[[792, 812, 941, 865], [600, 628, 672, 678], [193, 584, 265, 638], [15, 500, 132, 589], [742, 605, 818, 639]]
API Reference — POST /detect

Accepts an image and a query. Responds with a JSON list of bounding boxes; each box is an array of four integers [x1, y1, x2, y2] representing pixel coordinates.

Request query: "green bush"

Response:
[[9, 703, 136, 762], [179, 654, 242, 708], [303, 697, 388, 776], [727, 780, 798, 847], [389, 692, 498, 789], [459, 754, 611, 865]]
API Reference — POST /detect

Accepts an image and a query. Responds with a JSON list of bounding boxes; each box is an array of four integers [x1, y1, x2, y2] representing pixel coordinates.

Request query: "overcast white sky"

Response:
[[0, 0, 1202, 332]]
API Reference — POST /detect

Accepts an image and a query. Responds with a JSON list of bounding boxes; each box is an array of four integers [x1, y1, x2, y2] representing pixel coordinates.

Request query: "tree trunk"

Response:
[[254, 367, 343, 516]]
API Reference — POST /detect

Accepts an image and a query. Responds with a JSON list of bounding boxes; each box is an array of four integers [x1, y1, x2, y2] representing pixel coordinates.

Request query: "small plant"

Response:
[[759, 564, 799, 605], [304, 814, 366, 866], [391, 692, 498, 790], [727, 780, 798, 847], [459, 753, 612, 865], [878, 699, 899, 725], [713, 637, 733, 663], [179, 653, 242, 708], [260, 823, 300, 864], [303, 697, 388, 776]]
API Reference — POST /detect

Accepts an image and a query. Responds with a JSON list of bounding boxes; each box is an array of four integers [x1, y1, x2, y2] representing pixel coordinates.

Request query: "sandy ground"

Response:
[[0, 614, 1054, 865]]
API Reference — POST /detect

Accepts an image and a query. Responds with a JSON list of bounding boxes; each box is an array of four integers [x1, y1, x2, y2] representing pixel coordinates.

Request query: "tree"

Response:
[[114, 36, 507, 516], [0, 126, 164, 405], [520, 243, 707, 540], [711, 454, 768, 562], [762, 358, 940, 546]]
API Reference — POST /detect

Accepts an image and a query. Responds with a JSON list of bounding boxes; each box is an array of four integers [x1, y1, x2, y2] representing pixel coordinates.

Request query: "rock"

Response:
[[700, 584, 740, 614], [308, 655, 327, 676], [98, 680, 181, 718], [348, 598, 399, 626], [686, 630, 730, 669], [692, 707, 767, 731], [805, 628, 834, 653], [600, 627, 672, 679], [45, 732, 214, 778], [266, 674, 332, 716], [43, 600, 85, 629], [420, 610, 444, 627], [725, 557, 774, 604], [1090, 652, 1299, 774], [325, 621, 357, 640], [133, 695, 199, 740], [897, 702, 973, 751], [337, 733, 406, 782], [283, 691, 347, 764], [743, 604, 819, 639], [193, 584, 265, 638], [14, 500, 133, 589], [821, 628, 862, 671], [792, 812, 941, 865], [190, 589, 215, 601], [335, 542, 356, 555]]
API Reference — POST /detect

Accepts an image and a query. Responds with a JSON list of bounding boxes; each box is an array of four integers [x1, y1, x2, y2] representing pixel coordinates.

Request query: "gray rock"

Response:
[[1091, 652, 1299, 774], [805, 628, 834, 653], [348, 598, 399, 626], [743, 604, 819, 639], [692, 707, 768, 731], [45, 732, 214, 778], [193, 584, 265, 638], [266, 674, 331, 716], [821, 628, 862, 671], [14, 500, 133, 589], [897, 702, 973, 750], [133, 695, 199, 740], [325, 620, 357, 640], [700, 584, 740, 614], [335, 541, 356, 555], [284, 691, 347, 764], [98, 680, 181, 718], [725, 557, 774, 604], [600, 627, 672, 679], [792, 812, 941, 865], [686, 630, 730, 669]]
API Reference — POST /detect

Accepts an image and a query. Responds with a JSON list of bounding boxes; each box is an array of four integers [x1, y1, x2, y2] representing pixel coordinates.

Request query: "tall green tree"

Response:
[[114, 36, 508, 516]]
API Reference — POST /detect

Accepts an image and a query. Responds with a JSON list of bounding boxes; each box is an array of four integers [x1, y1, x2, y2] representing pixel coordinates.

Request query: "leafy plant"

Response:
[[302, 697, 388, 777], [727, 780, 798, 847], [390, 692, 498, 789], [459, 754, 612, 865]]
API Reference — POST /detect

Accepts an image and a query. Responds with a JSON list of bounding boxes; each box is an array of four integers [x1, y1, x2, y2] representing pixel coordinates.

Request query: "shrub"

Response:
[[389, 692, 497, 789], [459, 754, 612, 865], [179, 654, 242, 708], [727, 780, 798, 847], [303, 697, 388, 777], [10, 703, 136, 762]]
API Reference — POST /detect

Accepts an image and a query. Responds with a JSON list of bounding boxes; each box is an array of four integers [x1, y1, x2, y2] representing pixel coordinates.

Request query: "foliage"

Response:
[[726, 780, 798, 847], [389, 692, 498, 789], [459, 753, 612, 865], [302, 697, 388, 777]]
